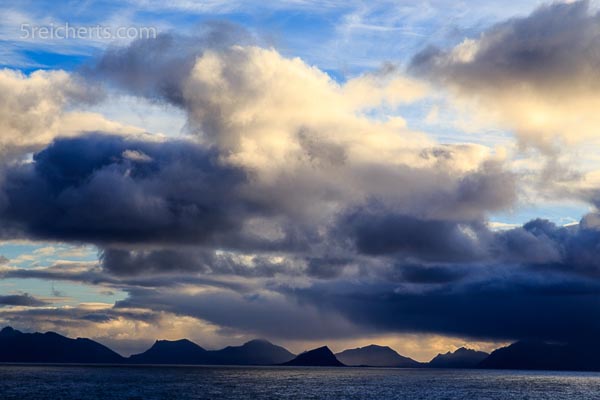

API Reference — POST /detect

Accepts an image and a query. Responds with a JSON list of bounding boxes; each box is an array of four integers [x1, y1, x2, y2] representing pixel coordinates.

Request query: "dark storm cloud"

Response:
[[339, 200, 600, 279], [287, 271, 600, 343], [0, 133, 252, 245], [103, 214, 600, 343], [409, 0, 600, 94], [305, 257, 352, 279], [100, 247, 304, 278], [339, 208, 485, 261], [0, 263, 249, 293], [328, 161, 514, 263], [7, 214, 600, 344], [397, 264, 468, 284], [495, 216, 600, 277], [100, 248, 213, 276], [0, 293, 48, 307], [274, 215, 600, 343]]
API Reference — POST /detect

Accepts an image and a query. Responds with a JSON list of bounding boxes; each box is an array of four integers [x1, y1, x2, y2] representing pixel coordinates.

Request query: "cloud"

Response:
[[0, 31, 517, 254], [287, 270, 600, 343], [18, 213, 600, 345], [91, 33, 514, 228], [0, 69, 95, 156], [411, 1, 600, 95], [339, 209, 486, 261], [398, 264, 468, 284], [283, 214, 600, 343], [89, 23, 254, 105], [115, 286, 365, 341], [0, 31, 520, 349], [339, 204, 600, 278], [0, 133, 251, 245], [100, 247, 306, 278], [494, 215, 600, 277], [409, 0, 600, 156], [6, 212, 600, 347], [0, 68, 152, 169], [8, 23, 599, 351], [0, 293, 48, 307]]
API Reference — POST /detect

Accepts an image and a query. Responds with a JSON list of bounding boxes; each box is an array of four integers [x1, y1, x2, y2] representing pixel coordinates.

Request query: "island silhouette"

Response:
[[1, 326, 597, 371]]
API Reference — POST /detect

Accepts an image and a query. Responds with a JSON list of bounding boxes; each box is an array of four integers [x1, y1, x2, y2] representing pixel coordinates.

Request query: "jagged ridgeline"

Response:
[[3, 326, 600, 371]]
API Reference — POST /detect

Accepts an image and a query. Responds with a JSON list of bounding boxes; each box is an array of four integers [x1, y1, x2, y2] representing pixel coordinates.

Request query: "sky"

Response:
[[1, 0, 600, 361]]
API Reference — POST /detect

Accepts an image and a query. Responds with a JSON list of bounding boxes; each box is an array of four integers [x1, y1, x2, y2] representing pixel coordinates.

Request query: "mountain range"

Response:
[[129, 338, 294, 365], [2, 326, 598, 372]]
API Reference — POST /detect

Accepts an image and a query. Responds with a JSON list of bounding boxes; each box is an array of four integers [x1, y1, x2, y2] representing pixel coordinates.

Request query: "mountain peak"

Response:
[[336, 344, 421, 367], [211, 339, 294, 365], [282, 346, 344, 367], [454, 347, 471, 353], [429, 347, 489, 368], [243, 338, 273, 346], [364, 344, 391, 350], [0, 326, 19, 336], [0, 327, 123, 363], [129, 338, 207, 364], [129, 336, 294, 365], [154, 338, 198, 346]]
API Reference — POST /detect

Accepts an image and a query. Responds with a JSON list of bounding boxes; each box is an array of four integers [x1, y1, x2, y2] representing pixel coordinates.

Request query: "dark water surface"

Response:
[[0, 365, 599, 399]]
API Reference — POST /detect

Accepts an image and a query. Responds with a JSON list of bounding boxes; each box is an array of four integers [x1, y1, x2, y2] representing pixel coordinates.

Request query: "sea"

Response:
[[0, 365, 598, 399]]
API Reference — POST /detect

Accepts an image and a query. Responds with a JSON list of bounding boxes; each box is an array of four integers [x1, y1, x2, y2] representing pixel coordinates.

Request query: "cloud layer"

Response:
[[2, 5, 600, 357]]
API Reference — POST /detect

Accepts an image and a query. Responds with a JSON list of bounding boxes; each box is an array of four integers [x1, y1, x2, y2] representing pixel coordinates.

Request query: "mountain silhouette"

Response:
[[479, 340, 600, 371], [428, 347, 489, 368], [129, 337, 294, 365], [129, 339, 208, 364], [207, 339, 295, 365], [0, 326, 124, 363], [336, 344, 421, 367], [281, 346, 344, 366], [7, 326, 600, 372]]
